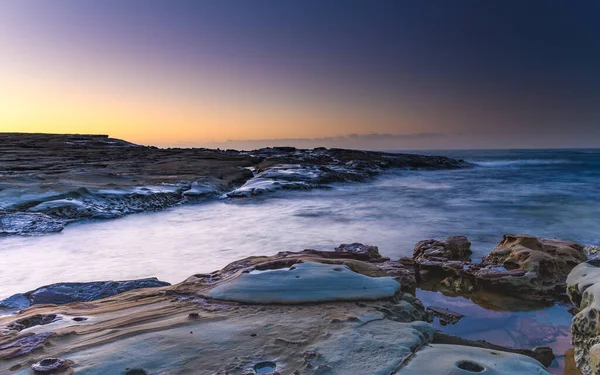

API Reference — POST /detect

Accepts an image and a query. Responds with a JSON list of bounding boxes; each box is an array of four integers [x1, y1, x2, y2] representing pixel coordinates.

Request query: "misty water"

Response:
[[1, 149, 600, 299]]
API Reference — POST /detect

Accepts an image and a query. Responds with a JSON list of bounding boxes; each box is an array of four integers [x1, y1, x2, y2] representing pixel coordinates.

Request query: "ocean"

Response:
[[1, 148, 599, 299]]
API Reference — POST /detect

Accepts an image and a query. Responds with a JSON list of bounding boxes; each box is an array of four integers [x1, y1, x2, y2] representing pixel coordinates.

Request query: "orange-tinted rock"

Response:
[[484, 234, 586, 278]]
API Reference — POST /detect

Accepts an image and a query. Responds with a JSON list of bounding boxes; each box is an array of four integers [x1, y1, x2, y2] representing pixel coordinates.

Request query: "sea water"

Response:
[[1, 149, 599, 299]]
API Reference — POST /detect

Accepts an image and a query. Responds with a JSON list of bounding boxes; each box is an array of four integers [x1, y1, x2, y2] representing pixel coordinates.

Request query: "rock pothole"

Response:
[[253, 361, 277, 374], [456, 360, 485, 372]]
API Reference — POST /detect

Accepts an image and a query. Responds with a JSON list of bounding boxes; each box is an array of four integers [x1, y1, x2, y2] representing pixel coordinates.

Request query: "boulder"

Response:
[[483, 234, 586, 278], [413, 234, 586, 301], [566, 260, 600, 374], [334, 243, 386, 261], [414, 236, 472, 263]]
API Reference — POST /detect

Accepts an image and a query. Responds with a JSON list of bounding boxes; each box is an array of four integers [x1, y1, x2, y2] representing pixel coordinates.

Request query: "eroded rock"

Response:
[[0, 278, 171, 311], [414, 236, 472, 263], [414, 234, 586, 301], [206, 262, 400, 304], [484, 234, 586, 278], [0, 332, 54, 359], [395, 344, 550, 374], [7, 314, 60, 332], [567, 260, 600, 374], [31, 357, 73, 373]]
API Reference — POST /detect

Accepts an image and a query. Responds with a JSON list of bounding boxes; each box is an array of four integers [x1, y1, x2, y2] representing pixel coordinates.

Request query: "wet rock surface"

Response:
[[0, 133, 469, 235]]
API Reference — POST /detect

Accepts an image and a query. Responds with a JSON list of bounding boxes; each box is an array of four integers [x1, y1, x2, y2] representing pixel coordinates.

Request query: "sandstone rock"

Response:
[[305, 320, 435, 374], [0, 249, 556, 374], [567, 260, 600, 374], [0, 278, 171, 311], [395, 344, 550, 374], [7, 314, 60, 332], [334, 243, 386, 261], [206, 262, 400, 304], [484, 234, 586, 278], [585, 245, 600, 259], [414, 236, 472, 263], [431, 332, 555, 367], [0, 332, 54, 359], [589, 343, 600, 374], [31, 358, 73, 373], [414, 234, 586, 301]]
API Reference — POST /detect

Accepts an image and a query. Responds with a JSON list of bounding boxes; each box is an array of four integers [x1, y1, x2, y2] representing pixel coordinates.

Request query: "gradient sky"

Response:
[[1, 0, 599, 149]]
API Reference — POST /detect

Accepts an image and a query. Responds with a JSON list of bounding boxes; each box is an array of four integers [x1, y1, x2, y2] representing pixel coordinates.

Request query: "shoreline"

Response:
[[0, 133, 469, 236]]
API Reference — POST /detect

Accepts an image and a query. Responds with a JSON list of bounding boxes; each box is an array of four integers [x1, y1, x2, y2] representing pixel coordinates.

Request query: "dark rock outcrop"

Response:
[[0, 278, 170, 312], [0, 133, 470, 235]]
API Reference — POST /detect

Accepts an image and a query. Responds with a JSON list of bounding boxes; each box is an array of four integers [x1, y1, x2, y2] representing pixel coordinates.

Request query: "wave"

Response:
[[472, 159, 572, 167]]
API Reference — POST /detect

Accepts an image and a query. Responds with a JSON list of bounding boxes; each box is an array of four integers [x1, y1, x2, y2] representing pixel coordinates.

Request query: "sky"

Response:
[[1, 0, 599, 150]]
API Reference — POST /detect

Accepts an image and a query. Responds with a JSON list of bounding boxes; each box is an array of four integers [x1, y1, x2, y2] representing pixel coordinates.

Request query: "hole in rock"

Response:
[[253, 361, 277, 374], [124, 369, 148, 375], [456, 360, 485, 372], [8, 314, 60, 331], [39, 359, 59, 367], [72, 317, 87, 322]]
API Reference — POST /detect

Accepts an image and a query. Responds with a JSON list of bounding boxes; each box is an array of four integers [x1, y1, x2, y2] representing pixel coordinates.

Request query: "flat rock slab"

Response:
[[207, 262, 401, 304], [396, 344, 550, 374], [307, 320, 434, 374], [16, 304, 433, 375]]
